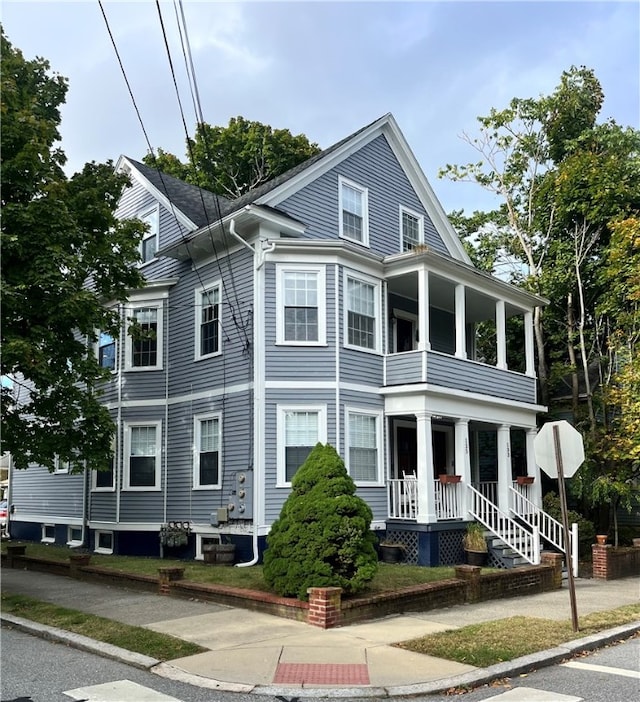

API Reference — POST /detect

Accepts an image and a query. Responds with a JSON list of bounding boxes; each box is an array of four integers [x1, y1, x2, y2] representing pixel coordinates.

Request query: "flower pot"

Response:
[[379, 544, 405, 563], [516, 476, 534, 485], [439, 474, 461, 484], [202, 543, 219, 564], [465, 549, 488, 567], [216, 543, 236, 566], [596, 534, 608, 545]]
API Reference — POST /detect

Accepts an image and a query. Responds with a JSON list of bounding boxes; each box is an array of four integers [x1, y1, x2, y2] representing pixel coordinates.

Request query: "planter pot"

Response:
[[465, 549, 488, 567], [216, 543, 236, 566], [517, 476, 534, 485], [202, 543, 219, 564], [379, 544, 405, 564], [439, 474, 461, 484], [596, 534, 608, 545]]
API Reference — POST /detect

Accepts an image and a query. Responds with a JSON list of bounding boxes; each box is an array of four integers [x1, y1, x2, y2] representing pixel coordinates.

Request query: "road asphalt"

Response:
[[1, 568, 638, 697]]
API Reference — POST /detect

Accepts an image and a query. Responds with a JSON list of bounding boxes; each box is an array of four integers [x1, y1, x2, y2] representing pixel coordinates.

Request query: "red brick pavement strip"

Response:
[[273, 663, 370, 685]]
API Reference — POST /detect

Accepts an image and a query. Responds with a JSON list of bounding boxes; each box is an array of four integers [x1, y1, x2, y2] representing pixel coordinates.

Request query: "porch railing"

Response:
[[388, 478, 417, 520], [509, 485, 578, 576], [469, 484, 540, 565], [434, 480, 464, 520], [473, 481, 497, 505]]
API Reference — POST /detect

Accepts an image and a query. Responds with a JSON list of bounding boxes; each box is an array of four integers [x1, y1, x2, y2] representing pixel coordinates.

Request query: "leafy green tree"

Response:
[[144, 116, 321, 199], [263, 443, 378, 600], [1, 29, 145, 472]]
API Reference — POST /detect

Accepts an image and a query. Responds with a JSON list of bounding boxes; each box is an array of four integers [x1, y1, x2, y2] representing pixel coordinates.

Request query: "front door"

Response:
[[395, 425, 417, 478]]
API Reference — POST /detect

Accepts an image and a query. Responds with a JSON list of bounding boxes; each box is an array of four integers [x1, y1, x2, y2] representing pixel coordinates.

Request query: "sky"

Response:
[[2, 0, 638, 214]]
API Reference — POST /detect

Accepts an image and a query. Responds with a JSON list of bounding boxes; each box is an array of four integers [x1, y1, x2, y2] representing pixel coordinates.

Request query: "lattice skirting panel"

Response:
[[438, 529, 465, 565], [385, 529, 419, 564]]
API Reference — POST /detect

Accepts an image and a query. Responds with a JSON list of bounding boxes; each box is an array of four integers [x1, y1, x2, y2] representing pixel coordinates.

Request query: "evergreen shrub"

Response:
[[263, 443, 378, 600]]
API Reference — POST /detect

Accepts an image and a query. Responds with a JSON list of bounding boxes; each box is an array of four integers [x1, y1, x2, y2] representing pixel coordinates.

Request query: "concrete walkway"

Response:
[[1, 569, 638, 697]]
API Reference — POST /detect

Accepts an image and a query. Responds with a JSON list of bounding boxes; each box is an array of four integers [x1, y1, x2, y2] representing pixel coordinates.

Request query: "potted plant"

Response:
[[439, 474, 461, 484], [463, 522, 488, 566], [378, 541, 406, 563]]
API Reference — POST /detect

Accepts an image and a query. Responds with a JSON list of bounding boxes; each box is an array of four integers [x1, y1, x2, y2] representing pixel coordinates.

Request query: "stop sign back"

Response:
[[534, 420, 585, 478]]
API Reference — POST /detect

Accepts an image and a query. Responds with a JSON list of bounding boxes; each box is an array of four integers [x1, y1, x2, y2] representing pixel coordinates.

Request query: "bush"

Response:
[[543, 491, 596, 558], [263, 443, 378, 600]]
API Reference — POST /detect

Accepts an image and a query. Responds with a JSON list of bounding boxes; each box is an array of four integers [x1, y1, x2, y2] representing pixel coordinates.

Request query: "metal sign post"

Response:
[[552, 424, 579, 632]]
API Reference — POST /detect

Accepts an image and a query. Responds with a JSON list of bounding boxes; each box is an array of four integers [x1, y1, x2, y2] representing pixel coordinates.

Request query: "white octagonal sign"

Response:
[[534, 420, 585, 478]]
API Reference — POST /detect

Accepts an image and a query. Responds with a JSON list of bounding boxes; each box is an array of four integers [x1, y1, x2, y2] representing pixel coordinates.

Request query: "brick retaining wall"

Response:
[[592, 544, 640, 580]]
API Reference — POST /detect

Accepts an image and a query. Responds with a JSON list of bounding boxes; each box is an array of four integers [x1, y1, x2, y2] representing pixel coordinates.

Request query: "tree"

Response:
[[263, 443, 378, 600], [1, 29, 145, 472], [144, 116, 321, 199]]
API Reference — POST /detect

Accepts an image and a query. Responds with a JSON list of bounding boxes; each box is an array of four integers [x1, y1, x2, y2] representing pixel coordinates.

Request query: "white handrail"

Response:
[[469, 484, 540, 565], [509, 486, 578, 577]]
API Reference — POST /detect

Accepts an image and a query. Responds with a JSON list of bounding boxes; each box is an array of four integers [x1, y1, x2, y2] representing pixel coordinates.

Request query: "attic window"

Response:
[[401, 207, 424, 251], [139, 206, 159, 264], [339, 177, 369, 246]]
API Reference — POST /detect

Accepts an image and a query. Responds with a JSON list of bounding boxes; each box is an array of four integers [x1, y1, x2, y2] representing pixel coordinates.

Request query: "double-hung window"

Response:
[[277, 265, 326, 345], [346, 409, 382, 484], [126, 304, 162, 370], [124, 422, 161, 490], [195, 284, 221, 359], [98, 332, 116, 370], [346, 274, 378, 352], [94, 440, 115, 491], [400, 206, 424, 251], [339, 177, 368, 246], [194, 414, 221, 488], [278, 406, 327, 484], [139, 207, 159, 265]]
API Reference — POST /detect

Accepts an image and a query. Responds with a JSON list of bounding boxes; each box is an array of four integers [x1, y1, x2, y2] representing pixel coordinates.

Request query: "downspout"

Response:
[[116, 303, 123, 524], [5, 453, 13, 539], [235, 221, 275, 567], [163, 297, 170, 524]]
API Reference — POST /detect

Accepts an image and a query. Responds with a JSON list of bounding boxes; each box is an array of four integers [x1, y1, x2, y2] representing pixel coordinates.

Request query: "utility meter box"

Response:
[[226, 470, 253, 519]]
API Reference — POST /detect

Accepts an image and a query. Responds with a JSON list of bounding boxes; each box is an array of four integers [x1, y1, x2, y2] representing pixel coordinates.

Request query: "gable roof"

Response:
[[120, 113, 471, 263]]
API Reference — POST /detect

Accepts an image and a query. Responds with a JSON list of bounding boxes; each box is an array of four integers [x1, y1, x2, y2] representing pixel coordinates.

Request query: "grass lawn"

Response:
[[396, 604, 640, 667], [1, 593, 206, 661]]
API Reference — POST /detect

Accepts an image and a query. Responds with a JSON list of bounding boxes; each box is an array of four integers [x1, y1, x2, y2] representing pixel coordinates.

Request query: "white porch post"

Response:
[[524, 310, 535, 376], [455, 419, 472, 517], [497, 424, 512, 513], [417, 267, 431, 351], [496, 299, 507, 370], [415, 412, 436, 523], [526, 427, 542, 507], [455, 283, 467, 358]]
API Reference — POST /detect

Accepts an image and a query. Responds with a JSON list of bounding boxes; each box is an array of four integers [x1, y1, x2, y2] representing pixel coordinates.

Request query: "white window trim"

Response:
[[123, 421, 162, 491], [67, 526, 83, 547], [94, 530, 114, 554], [41, 523, 55, 543], [277, 404, 327, 487], [276, 264, 327, 346], [138, 204, 159, 267], [399, 205, 424, 251], [124, 301, 163, 371], [194, 281, 222, 361], [339, 176, 369, 247], [346, 406, 384, 486], [343, 269, 382, 354], [92, 455, 116, 492], [53, 456, 69, 474], [95, 328, 117, 373], [193, 412, 222, 490], [195, 533, 222, 561]]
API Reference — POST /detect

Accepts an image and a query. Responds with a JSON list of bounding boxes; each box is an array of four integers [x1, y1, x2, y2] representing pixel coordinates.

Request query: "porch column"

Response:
[[524, 311, 535, 376], [455, 419, 472, 517], [497, 424, 512, 513], [496, 299, 507, 370], [415, 411, 436, 523], [526, 428, 542, 507], [417, 268, 431, 350], [455, 284, 467, 358]]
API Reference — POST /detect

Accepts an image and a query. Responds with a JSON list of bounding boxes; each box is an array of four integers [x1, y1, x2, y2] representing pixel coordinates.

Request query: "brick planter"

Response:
[[157, 566, 185, 595]]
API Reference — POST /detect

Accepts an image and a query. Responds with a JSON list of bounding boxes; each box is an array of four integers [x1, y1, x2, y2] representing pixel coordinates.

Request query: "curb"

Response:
[[2, 613, 639, 697]]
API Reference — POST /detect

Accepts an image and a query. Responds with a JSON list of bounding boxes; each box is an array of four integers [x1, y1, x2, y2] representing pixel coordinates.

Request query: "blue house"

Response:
[[8, 114, 567, 568]]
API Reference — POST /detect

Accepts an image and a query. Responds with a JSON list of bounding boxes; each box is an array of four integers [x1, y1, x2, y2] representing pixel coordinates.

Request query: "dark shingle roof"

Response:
[[125, 114, 388, 230]]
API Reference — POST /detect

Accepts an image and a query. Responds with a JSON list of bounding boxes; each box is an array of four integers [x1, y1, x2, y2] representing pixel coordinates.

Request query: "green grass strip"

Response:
[[2, 593, 206, 661], [396, 604, 640, 667]]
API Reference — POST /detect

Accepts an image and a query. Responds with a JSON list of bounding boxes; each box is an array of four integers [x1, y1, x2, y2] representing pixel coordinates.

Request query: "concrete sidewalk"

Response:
[[1, 568, 638, 697]]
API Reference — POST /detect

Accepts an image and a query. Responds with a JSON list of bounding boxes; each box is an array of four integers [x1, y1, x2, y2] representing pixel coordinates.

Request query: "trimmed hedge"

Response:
[[263, 443, 378, 600]]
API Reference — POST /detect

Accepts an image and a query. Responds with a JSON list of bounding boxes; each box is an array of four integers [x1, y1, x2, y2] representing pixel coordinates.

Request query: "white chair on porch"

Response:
[[401, 471, 417, 518]]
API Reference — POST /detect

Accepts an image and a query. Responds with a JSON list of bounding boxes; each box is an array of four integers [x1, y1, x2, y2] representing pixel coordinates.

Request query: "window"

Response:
[[194, 414, 221, 488], [126, 304, 162, 370], [124, 422, 161, 490], [98, 331, 116, 370], [54, 456, 70, 474], [339, 177, 368, 245], [346, 274, 378, 351], [94, 444, 115, 491], [277, 265, 326, 345], [42, 524, 55, 543], [67, 526, 83, 546], [195, 284, 221, 359], [278, 406, 327, 484], [139, 207, 159, 264], [401, 207, 424, 251], [347, 409, 382, 483], [95, 530, 113, 554]]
